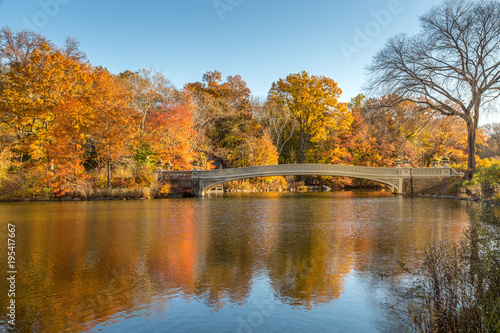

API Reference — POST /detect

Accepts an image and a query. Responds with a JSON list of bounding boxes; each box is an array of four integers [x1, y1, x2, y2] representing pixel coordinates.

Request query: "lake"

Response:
[[0, 192, 473, 332]]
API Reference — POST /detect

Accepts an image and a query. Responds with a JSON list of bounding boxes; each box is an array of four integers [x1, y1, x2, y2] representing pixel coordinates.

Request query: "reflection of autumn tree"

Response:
[[143, 90, 198, 169], [194, 201, 262, 308], [146, 201, 198, 293], [14, 206, 143, 332], [268, 202, 352, 307], [4, 197, 472, 332], [11, 201, 201, 332], [193, 194, 283, 308], [343, 196, 469, 273], [267, 195, 470, 307]]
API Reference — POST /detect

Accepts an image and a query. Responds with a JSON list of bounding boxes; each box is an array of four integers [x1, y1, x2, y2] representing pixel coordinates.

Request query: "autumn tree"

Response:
[[359, 96, 439, 165], [479, 123, 500, 159], [227, 131, 279, 168], [367, 0, 500, 178], [87, 68, 135, 187], [269, 71, 351, 163], [119, 69, 174, 141], [254, 98, 296, 160], [347, 94, 484, 168], [0, 32, 92, 195], [307, 95, 390, 168], [0, 145, 17, 182], [143, 89, 198, 170], [187, 71, 262, 167]]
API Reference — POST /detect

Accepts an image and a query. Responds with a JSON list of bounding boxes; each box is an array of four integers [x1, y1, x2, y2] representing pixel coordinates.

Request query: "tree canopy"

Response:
[[269, 71, 351, 163]]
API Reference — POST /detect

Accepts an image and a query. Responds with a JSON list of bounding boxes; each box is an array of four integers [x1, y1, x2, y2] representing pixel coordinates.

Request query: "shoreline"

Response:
[[2, 189, 499, 206], [409, 193, 500, 206]]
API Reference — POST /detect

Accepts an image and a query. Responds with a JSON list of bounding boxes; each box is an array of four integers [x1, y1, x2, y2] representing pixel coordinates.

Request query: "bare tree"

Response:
[[0, 27, 85, 64], [118, 69, 174, 140], [62, 36, 87, 62], [253, 98, 296, 158], [479, 122, 500, 158], [0, 27, 50, 65], [367, 0, 500, 178]]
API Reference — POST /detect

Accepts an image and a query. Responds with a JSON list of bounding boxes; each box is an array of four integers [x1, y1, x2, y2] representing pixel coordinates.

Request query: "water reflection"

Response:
[[0, 193, 472, 332]]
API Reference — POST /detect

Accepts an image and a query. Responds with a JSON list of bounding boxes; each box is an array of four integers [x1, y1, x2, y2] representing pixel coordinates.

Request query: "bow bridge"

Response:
[[155, 164, 462, 196]]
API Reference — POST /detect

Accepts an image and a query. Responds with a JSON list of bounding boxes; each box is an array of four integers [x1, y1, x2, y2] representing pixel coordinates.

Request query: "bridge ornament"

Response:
[[157, 164, 462, 197]]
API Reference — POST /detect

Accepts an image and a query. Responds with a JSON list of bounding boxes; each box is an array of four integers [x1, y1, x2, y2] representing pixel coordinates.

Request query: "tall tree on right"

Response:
[[367, 0, 500, 178]]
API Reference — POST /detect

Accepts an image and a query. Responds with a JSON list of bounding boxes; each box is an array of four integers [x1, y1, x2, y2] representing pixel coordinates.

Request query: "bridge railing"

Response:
[[410, 167, 463, 177], [158, 164, 463, 179], [157, 171, 193, 180], [196, 164, 406, 178]]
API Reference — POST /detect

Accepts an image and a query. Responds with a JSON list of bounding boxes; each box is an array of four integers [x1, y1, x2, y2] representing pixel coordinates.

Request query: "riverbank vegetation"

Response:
[[451, 163, 500, 203], [398, 206, 500, 332]]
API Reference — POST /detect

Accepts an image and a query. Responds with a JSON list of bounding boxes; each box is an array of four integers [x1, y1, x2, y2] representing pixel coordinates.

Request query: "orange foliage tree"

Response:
[[0, 40, 92, 196], [87, 68, 136, 187], [143, 90, 198, 170]]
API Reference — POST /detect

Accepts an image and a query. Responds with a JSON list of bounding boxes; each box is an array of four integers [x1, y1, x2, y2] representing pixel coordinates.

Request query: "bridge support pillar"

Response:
[[191, 169, 201, 197]]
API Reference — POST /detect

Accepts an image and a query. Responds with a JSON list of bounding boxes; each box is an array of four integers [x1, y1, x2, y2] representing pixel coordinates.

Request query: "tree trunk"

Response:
[[139, 113, 147, 141], [107, 160, 111, 188], [300, 128, 306, 163], [465, 122, 477, 179]]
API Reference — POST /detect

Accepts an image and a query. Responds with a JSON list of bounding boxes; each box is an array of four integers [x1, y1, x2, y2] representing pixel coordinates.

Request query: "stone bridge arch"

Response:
[[158, 164, 462, 197], [198, 165, 405, 196]]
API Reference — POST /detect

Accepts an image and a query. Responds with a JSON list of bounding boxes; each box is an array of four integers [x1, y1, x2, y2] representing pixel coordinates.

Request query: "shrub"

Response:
[[405, 208, 500, 332], [474, 162, 500, 184], [0, 169, 47, 201], [450, 162, 500, 199], [160, 184, 171, 196], [134, 173, 153, 187], [110, 176, 137, 188], [88, 187, 147, 200], [71, 178, 94, 198]]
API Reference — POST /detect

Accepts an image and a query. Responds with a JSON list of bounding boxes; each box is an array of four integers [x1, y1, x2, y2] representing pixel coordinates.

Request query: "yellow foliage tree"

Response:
[[269, 71, 352, 163], [228, 131, 278, 167]]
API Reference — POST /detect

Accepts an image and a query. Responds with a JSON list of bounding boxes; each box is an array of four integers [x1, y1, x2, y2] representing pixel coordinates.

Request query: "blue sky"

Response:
[[0, 0, 443, 102]]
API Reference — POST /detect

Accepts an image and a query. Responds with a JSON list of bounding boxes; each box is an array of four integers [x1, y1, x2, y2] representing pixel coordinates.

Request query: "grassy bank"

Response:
[[420, 163, 500, 204], [451, 163, 500, 202]]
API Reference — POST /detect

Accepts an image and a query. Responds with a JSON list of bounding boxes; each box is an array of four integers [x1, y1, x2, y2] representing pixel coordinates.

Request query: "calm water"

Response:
[[0, 192, 473, 332]]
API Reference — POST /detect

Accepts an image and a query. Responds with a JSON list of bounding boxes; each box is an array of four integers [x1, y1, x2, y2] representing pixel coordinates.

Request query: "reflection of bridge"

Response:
[[156, 164, 462, 197]]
